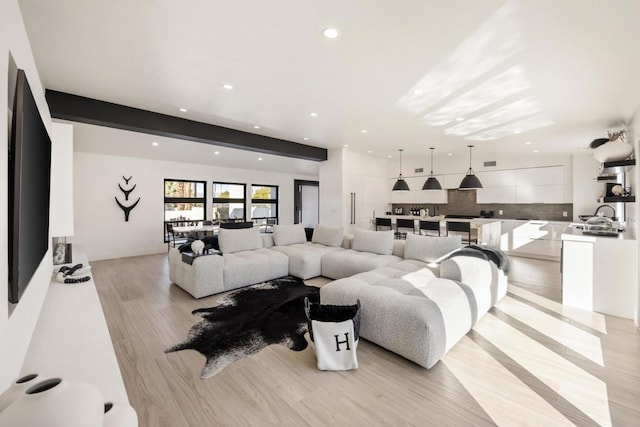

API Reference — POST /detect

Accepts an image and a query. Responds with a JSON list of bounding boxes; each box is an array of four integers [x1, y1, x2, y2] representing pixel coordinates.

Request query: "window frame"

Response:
[[250, 184, 279, 224], [163, 178, 207, 242], [212, 181, 247, 222]]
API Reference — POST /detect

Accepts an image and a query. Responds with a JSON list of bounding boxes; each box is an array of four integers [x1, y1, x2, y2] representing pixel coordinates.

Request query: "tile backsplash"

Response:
[[392, 189, 572, 221]]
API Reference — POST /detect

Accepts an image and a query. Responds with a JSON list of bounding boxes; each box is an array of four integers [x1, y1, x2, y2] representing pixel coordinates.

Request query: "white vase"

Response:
[[0, 373, 45, 412], [0, 378, 104, 427], [103, 401, 138, 427], [593, 140, 634, 163]]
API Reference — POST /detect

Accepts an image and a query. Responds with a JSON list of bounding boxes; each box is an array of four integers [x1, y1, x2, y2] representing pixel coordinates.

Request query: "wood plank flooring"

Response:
[[91, 254, 640, 426]]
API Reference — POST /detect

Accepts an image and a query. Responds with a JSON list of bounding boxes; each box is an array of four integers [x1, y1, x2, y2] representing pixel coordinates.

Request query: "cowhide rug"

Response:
[[166, 276, 320, 379]]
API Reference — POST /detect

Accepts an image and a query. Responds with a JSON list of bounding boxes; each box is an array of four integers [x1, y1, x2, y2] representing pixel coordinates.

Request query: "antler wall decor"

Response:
[[115, 175, 141, 221]]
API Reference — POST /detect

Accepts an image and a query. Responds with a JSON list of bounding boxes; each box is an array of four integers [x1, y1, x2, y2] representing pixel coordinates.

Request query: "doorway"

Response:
[[294, 180, 319, 227]]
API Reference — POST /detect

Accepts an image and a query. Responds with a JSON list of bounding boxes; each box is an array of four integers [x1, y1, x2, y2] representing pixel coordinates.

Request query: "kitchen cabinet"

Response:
[[443, 173, 467, 189], [477, 186, 516, 203], [516, 184, 564, 203], [501, 220, 569, 261], [561, 228, 636, 319], [390, 177, 448, 203]]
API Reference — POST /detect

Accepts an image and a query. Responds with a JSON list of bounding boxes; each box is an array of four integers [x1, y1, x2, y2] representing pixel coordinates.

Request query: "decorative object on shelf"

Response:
[[0, 378, 104, 427], [0, 373, 43, 412], [392, 149, 410, 191], [52, 236, 72, 265], [459, 145, 483, 189], [422, 147, 443, 190], [115, 175, 140, 222], [54, 263, 91, 284], [191, 239, 205, 255], [592, 129, 634, 163], [103, 401, 138, 427], [606, 183, 623, 197]]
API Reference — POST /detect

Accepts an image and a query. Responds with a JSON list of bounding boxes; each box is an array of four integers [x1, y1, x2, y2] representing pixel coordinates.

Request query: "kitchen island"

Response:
[[379, 215, 501, 246], [561, 227, 637, 319]]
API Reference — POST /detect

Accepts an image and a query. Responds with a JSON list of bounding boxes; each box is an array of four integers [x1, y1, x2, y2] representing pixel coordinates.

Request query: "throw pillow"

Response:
[[218, 227, 262, 254], [352, 229, 394, 255], [311, 225, 344, 247], [404, 234, 461, 263], [273, 224, 307, 246]]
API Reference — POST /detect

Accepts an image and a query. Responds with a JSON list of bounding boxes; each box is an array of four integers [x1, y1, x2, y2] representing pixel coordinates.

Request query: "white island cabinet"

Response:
[[561, 228, 637, 319]]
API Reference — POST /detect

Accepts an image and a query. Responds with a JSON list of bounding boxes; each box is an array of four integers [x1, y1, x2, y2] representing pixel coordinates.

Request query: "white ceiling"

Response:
[[18, 0, 640, 169]]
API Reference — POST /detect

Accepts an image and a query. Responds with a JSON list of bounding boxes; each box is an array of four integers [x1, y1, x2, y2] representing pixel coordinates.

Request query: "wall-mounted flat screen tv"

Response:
[[8, 69, 52, 304]]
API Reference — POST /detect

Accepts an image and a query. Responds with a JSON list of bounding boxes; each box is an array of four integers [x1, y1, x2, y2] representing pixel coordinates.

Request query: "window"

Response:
[[164, 179, 206, 241], [212, 182, 246, 221], [251, 185, 278, 229]]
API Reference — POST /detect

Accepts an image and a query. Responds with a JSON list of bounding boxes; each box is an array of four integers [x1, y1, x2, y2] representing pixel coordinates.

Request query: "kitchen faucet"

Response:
[[594, 204, 617, 220]]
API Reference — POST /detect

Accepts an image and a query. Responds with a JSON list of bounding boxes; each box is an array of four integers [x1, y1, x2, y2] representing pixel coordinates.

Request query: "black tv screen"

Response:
[[8, 69, 52, 304]]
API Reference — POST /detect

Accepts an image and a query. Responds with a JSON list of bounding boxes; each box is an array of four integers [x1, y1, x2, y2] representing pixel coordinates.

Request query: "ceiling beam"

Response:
[[45, 90, 328, 162]]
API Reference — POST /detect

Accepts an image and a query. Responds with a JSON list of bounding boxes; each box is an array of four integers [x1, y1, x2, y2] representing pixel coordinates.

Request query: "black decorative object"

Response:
[[115, 176, 140, 221], [167, 276, 320, 378]]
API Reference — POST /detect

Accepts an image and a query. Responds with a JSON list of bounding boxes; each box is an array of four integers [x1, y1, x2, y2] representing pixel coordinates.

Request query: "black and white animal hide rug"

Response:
[[166, 276, 320, 378]]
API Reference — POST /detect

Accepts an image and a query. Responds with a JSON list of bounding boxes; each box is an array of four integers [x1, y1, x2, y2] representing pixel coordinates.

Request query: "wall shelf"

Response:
[[603, 196, 635, 203], [602, 159, 636, 174]]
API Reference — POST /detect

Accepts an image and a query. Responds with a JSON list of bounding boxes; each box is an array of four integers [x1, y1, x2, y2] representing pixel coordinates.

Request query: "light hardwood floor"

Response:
[[91, 254, 640, 426]]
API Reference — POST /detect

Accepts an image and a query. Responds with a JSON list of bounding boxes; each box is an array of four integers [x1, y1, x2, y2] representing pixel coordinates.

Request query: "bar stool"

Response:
[[446, 221, 477, 244], [375, 217, 392, 231], [395, 218, 416, 240], [419, 220, 440, 236]]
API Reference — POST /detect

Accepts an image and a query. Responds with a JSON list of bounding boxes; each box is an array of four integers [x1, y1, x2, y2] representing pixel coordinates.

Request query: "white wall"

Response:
[[74, 151, 318, 261], [572, 152, 601, 222], [50, 123, 74, 236], [318, 148, 343, 227], [0, 0, 55, 389]]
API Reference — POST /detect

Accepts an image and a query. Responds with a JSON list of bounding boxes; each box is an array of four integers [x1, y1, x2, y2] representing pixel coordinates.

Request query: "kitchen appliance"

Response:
[[582, 214, 619, 237], [394, 207, 403, 215], [578, 204, 618, 222]]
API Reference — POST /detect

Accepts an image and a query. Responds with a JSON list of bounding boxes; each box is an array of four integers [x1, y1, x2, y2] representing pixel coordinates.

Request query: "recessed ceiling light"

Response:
[[456, 117, 464, 122], [448, 153, 453, 156], [344, 145, 349, 148], [253, 125, 260, 129], [214, 151, 219, 155], [258, 157, 263, 161], [322, 28, 339, 39], [388, 155, 393, 158], [367, 150, 372, 154], [303, 137, 309, 141], [310, 112, 318, 117], [179, 108, 187, 112], [533, 149, 539, 153], [524, 141, 532, 145], [151, 142, 159, 146], [223, 84, 234, 90], [513, 130, 522, 134], [413, 89, 423, 95]]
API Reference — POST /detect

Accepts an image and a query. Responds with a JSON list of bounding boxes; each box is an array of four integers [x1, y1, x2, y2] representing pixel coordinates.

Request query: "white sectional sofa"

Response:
[[168, 223, 509, 369]]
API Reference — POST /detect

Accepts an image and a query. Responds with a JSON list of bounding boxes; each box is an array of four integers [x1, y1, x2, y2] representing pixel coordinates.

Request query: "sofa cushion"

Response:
[[404, 234, 461, 263], [311, 225, 344, 247], [321, 249, 402, 279], [272, 242, 344, 279], [218, 227, 262, 254], [223, 248, 289, 291], [352, 229, 394, 255], [273, 224, 307, 246]]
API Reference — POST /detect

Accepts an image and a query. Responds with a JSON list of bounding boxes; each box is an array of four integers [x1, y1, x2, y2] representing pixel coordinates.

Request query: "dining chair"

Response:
[[395, 218, 416, 240], [419, 220, 440, 236], [166, 223, 189, 250], [446, 221, 477, 244]]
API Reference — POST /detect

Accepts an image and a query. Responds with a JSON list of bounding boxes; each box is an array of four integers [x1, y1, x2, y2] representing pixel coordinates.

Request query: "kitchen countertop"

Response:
[[561, 226, 636, 242]]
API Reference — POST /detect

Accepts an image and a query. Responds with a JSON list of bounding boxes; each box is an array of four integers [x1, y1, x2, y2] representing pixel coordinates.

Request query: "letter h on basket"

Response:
[[334, 333, 351, 352]]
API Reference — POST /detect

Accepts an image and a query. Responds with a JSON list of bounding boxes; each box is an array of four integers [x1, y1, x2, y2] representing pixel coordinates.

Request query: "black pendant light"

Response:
[[458, 145, 483, 189], [422, 147, 443, 190], [392, 149, 410, 191]]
